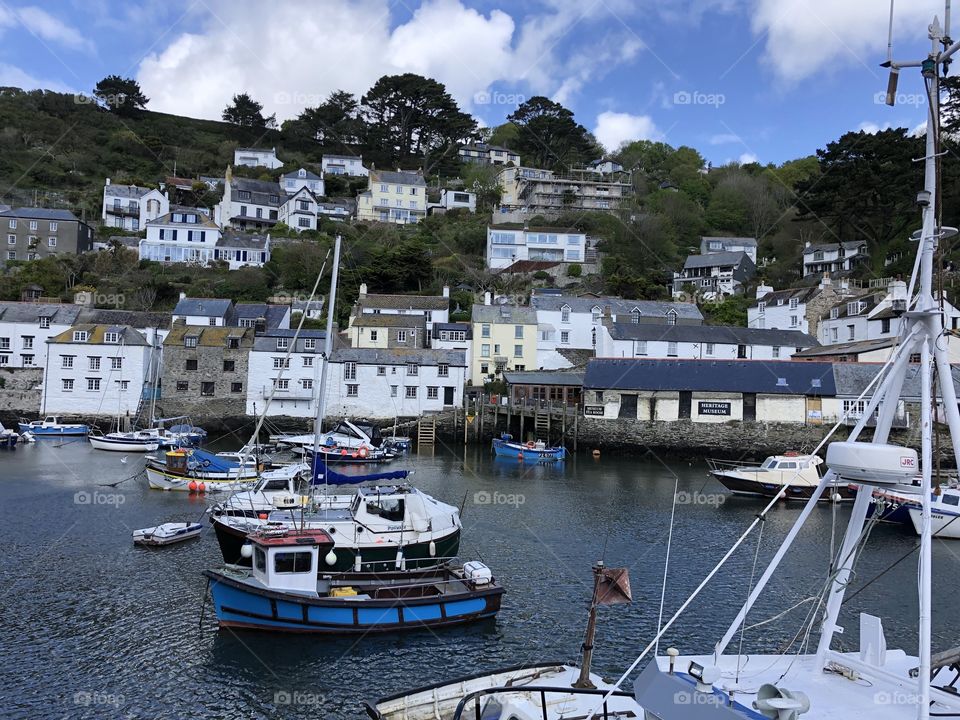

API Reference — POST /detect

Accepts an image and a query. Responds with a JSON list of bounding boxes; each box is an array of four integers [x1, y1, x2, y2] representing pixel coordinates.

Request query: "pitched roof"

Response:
[[604, 322, 818, 347], [791, 336, 895, 358], [78, 308, 170, 329], [282, 168, 322, 180], [173, 297, 232, 317], [531, 294, 703, 321], [584, 358, 836, 395], [164, 324, 252, 347], [0, 302, 81, 324], [370, 169, 426, 186], [0, 207, 80, 222], [503, 371, 584, 386], [803, 241, 868, 254], [104, 183, 149, 199], [432, 322, 472, 339], [701, 236, 757, 247], [682, 251, 751, 269], [352, 314, 427, 328], [330, 347, 466, 366], [323, 154, 364, 161], [49, 324, 149, 346], [750, 286, 822, 309], [146, 210, 218, 228], [217, 231, 268, 250], [230, 303, 288, 329], [831, 362, 960, 399], [231, 177, 284, 206], [471, 303, 538, 324], [357, 293, 448, 311], [251, 329, 326, 353]]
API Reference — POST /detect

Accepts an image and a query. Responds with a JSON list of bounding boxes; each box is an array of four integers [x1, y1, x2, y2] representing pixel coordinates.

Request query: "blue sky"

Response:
[[2, 0, 945, 166]]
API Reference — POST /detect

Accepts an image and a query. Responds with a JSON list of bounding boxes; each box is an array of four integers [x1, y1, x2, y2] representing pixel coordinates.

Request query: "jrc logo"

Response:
[[901, 456, 916, 468]]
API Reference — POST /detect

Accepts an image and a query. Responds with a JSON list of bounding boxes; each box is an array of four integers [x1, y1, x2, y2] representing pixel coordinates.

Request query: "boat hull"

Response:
[[492, 439, 566, 461], [133, 523, 203, 546], [212, 517, 461, 572], [146, 466, 256, 492], [203, 569, 502, 634], [89, 436, 160, 452], [711, 471, 857, 501], [0, 434, 18, 449], [18, 424, 88, 436]]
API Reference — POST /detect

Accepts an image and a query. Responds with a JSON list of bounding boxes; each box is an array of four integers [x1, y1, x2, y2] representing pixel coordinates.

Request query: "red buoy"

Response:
[[188, 480, 198, 492]]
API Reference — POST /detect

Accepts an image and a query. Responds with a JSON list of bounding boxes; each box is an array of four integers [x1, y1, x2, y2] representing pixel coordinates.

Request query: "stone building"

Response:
[[348, 314, 428, 349], [160, 324, 253, 417]]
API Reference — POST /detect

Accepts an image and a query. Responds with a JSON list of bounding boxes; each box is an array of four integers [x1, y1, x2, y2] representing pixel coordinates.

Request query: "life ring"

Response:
[[784, 451, 799, 457], [340, 449, 348, 456], [358, 446, 369, 459], [525, 441, 536, 449]]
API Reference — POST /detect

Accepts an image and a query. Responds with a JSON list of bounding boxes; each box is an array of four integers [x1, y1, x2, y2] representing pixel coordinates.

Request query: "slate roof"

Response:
[[282, 168, 322, 181], [532, 294, 703, 321], [146, 209, 217, 228], [231, 303, 288, 329], [251, 329, 326, 353], [236, 147, 277, 153], [791, 337, 896, 358], [490, 223, 583, 233], [106, 235, 140, 248], [370, 169, 426, 186], [682, 251, 751, 269], [357, 293, 448, 311], [471, 303, 538, 324], [173, 297, 232, 318], [0, 207, 80, 222], [330, 347, 466, 366], [324, 154, 364, 161], [217, 231, 269, 250], [702, 236, 757, 248], [352, 314, 426, 328], [604, 323, 818, 347], [832, 362, 960, 399], [750, 286, 821, 309], [432, 322, 472, 339], [0, 302, 81, 324], [231, 177, 284, 207], [503, 371, 584, 386], [803, 241, 868, 255], [104, 183, 149, 199], [164, 325, 252, 348], [584, 358, 836, 395], [49, 324, 149, 346], [823, 294, 882, 320], [78, 308, 170, 329]]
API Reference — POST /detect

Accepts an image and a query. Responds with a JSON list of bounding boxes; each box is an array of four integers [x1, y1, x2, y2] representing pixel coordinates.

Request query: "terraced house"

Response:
[[1, 208, 94, 262]]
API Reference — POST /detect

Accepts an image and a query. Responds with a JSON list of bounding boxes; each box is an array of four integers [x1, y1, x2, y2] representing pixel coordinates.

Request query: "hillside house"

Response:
[[802, 241, 869, 277], [244, 329, 326, 418], [216, 167, 281, 231], [349, 284, 450, 337], [102, 179, 169, 231], [486, 225, 587, 270], [280, 168, 324, 196], [321, 154, 368, 176], [700, 236, 757, 264], [234, 147, 283, 169], [672, 251, 755, 298], [139, 209, 221, 265], [495, 166, 632, 218], [278, 188, 319, 232], [1, 208, 94, 262], [356, 169, 427, 224], [458, 143, 520, 166], [470, 299, 538, 385], [215, 231, 271, 269]]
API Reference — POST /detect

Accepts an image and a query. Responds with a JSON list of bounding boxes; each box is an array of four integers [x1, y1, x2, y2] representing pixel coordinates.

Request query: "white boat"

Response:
[[207, 463, 312, 518], [707, 453, 857, 501], [132, 522, 203, 546], [89, 430, 161, 452], [274, 419, 385, 451], [909, 486, 960, 538], [17, 416, 88, 436], [145, 447, 263, 492], [0, 422, 19, 449]]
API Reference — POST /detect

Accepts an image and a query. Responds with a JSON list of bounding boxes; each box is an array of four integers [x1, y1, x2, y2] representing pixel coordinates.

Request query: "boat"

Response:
[[492, 433, 567, 461], [0, 422, 19, 449], [17, 416, 88, 436], [88, 429, 161, 452], [274, 419, 390, 455], [208, 463, 313, 518], [204, 528, 503, 634], [383, 435, 412, 453], [146, 447, 264, 491], [304, 443, 395, 464], [707, 453, 857, 501], [907, 486, 960, 539], [165, 422, 207, 446], [133, 522, 203, 546]]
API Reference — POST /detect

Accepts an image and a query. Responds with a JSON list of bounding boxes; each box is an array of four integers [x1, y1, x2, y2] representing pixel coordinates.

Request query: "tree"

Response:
[[222, 92, 276, 129], [93, 75, 149, 116], [506, 97, 598, 170], [292, 90, 363, 146]]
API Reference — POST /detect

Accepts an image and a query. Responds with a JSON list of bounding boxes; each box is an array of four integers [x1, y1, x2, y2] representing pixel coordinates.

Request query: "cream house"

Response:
[[469, 297, 538, 386], [356, 169, 427, 224]]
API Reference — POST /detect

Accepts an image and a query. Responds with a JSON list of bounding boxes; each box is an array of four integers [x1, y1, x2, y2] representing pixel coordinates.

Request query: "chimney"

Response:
[[889, 279, 907, 301], [484, 291, 492, 306], [179, 291, 187, 300], [804, 241, 811, 248], [820, 272, 832, 289], [755, 283, 773, 299], [442, 285, 450, 298], [603, 305, 613, 319], [359, 282, 368, 297], [105, 177, 111, 186], [254, 317, 266, 334]]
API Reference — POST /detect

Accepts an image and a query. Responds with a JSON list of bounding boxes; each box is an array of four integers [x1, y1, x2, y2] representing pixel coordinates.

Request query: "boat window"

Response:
[[262, 478, 288, 491], [762, 459, 777, 469], [254, 547, 266, 572], [779, 462, 797, 469], [366, 497, 405, 522], [274, 551, 313, 573], [944, 494, 960, 506]]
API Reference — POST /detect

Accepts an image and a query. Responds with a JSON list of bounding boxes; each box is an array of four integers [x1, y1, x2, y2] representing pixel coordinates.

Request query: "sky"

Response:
[[0, 0, 949, 166]]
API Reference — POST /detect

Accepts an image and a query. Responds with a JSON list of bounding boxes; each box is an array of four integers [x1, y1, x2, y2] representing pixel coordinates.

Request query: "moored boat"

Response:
[[88, 430, 161, 452], [492, 433, 566, 461], [17, 416, 88, 436], [0, 422, 19, 449], [146, 447, 264, 491], [133, 522, 203, 546], [707, 452, 857, 501], [204, 529, 503, 634]]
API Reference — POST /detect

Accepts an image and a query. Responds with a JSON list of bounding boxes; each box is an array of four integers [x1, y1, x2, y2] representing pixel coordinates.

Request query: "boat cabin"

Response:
[[249, 530, 334, 597], [760, 454, 821, 472]]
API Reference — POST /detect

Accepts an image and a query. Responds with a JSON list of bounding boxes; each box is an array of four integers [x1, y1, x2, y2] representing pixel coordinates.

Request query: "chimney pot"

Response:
[[484, 291, 491, 306], [442, 285, 450, 298], [359, 283, 367, 297]]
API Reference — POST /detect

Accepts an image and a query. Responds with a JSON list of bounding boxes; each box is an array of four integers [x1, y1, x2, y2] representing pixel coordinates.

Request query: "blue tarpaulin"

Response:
[[186, 448, 241, 473], [310, 454, 409, 485]]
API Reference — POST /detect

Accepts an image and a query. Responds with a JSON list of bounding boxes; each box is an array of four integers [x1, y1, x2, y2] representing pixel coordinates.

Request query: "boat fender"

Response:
[[325, 549, 337, 566], [525, 441, 535, 449], [240, 544, 253, 559], [340, 449, 348, 456], [188, 480, 198, 492], [198, 482, 206, 493], [429, 540, 436, 557], [358, 446, 369, 459]]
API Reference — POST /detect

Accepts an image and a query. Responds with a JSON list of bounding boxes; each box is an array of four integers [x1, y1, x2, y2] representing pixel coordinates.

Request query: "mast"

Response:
[[311, 234, 341, 485]]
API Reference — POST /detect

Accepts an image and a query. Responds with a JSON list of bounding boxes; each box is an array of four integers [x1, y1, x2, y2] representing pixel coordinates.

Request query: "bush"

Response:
[[566, 263, 582, 278], [533, 270, 551, 280]]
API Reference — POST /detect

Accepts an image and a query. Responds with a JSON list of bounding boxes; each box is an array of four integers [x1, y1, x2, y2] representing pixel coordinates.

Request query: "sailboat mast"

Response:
[[311, 234, 342, 484]]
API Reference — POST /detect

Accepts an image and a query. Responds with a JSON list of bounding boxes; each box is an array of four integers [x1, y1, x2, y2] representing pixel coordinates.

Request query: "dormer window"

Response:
[[104, 332, 120, 344], [277, 338, 289, 350], [560, 305, 571, 323], [185, 336, 198, 348], [776, 298, 784, 306], [238, 191, 251, 200], [789, 298, 799, 309], [591, 307, 601, 323], [830, 307, 840, 319], [270, 195, 279, 204], [758, 302, 765, 314], [298, 169, 306, 177], [847, 301, 864, 316], [666, 310, 678, 326], [631, 310, 640, 324], [73, 331, 88, 342], [39, 317, 50, 329]]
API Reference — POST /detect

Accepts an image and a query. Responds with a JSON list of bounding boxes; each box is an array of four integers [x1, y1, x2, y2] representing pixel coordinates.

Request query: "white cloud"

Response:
[[594, 111, 662, 151], [857, 120, 892, 134], [752, 0, 942, 83], [710, 133, 741, 145], [0, 6, 92, 52], [0, 62, 75, 93], [739, 152, 758, 164], [136, 0, 643, 121]]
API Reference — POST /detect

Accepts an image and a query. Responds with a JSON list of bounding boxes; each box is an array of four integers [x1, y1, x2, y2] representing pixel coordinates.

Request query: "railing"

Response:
[[451, 685, 635, 720], [840, 412, 910, 429]]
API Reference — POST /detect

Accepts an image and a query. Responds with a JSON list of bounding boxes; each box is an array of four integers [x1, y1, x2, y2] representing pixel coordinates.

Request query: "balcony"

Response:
[[842, 411, 910, 429], [109, 205, 140, 217]]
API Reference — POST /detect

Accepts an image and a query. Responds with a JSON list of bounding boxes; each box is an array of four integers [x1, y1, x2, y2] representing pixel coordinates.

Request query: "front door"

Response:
[[743, 393, 757, 422], [619, 394, 638, 419], [443, 386, 454, 406], [678, 391, 692, 419], [806, 396, 822, 425]]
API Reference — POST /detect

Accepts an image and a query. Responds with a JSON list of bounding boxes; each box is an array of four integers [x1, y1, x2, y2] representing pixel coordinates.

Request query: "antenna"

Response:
[[883, 0, 900, 104]]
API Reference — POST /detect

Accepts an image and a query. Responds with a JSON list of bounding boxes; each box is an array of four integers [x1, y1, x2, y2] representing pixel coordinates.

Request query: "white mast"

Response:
[[310, 234, 342, 479]]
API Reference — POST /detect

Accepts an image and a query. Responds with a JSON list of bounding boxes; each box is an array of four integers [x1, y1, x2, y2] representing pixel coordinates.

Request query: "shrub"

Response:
[[567, 263, 582, 278]]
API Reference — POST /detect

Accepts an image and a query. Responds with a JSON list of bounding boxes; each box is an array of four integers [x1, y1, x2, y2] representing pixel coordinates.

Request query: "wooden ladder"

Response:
[[417, 415, 437, 451], [534, 410, 550, 440]]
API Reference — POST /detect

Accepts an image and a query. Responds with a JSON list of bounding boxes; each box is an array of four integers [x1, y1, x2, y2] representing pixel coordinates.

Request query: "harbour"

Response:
[[1, 439, 956, 718]]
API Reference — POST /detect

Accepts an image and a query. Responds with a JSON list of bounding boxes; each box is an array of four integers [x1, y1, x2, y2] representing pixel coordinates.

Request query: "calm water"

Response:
[[0, 438, 956, 719]]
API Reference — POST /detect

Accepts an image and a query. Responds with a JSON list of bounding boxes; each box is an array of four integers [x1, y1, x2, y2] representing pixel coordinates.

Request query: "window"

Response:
[[427, 386, 439, 399], [223, 360, 235, 372], [370, 330, 378, 342], [480, 363, 489, 374], [560, 331, 570, 344], [481, 324, 491, 338], [273, 379, 289, 391], [185, 337, 198, 348], [6, 251, 14, 260], [494, 344, 501, 355], [881, 318, 891, 334], [303, 338, 316, 350], [28, 221, 37, 231], [514, 325, 524, 339], [6, 219, 14, 228], [73, 331, 88, 342], [790, 315, 799, 328], [274, 551, 313, 574], [397, 330, 407, 343], [438, 363, 449, 377], [89, 357, 101, 371], [636, 340, 648, 355], [0, 355, 7, 365], [514, 344, 523, 358], [390, 385, 398, 397], [667, 341, 678, 357], [61, 355, 74, 369], [302, 356, 313, 367], [561, 306, 571, 323], [21, 336, 33, 349], [231, 382, 243, 393], [377, 365, 386, 376], [666, 311, 678, 326], [273, 357, 290, 369], [6, 235, 14, 245], [705, 343, 714, 356], [405, 386, 417, 398], [49, 222, 57, 232], [344, 362, 357, 380], [62, 379, 73, 391], [595, 391, 604, 402], [176, 381, 189, 392], [790, 298, 799, 309], [48, 237, 56, 248], [591, 308, 601, 323], [757, 302, 765, 314], [185, 359, 198, 371], [22, 354, 33, 366], [842, 399, 867, 417], [87, 378, 100, 391], [117, 380, 129, 392], [104, 332, 120, 344], [228, 338, 240, 349], [481, 344, 490, 358], [276, 338, 289, 350], [847, 324, 855, 341], [407, 363, 419, 376], [346, 384, 359, 397], [772, 346, 781, 359], [301, 379, 313, 390], [110, 357, 122, 370]]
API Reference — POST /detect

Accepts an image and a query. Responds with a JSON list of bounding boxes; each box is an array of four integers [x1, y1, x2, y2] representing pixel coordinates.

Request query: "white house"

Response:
[[458, 143, 520, 166], [531, 294, 704, 367], [431, 322, 472, 359], [139, 209, 222, 265], [41, 324, 157, 416], [234, 147, 283, 169], [102, 180, 170, 232], [172, 297, 233, 327], [244, 330, 326, 418], [588, 159, 624, 175], [317, 198, 355, 222], [325, 348, 466, 419], [280, 168, 324, 196], [216, 167, 282, 231], [321, 154, 368, 176], [748, 277, 859, 337], [672, 251, 756, 298], [171, 296, 290, 330], [349, 284, 450, 336], [429, 189, 476, 215], [596, 321, 818, 361], [215, 231, 271, 269], [278, 187, 319, 232], [0, 302, 82, 369], [802, 241, 869, 277], [700, 236, 757, 264], [486, 226, 586, 270]]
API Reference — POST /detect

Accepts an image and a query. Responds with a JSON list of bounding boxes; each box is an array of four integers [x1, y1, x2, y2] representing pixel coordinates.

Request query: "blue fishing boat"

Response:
[[492, 433, 566, 461], [203, 529, 503, 634], [17, 416, 88, 436]]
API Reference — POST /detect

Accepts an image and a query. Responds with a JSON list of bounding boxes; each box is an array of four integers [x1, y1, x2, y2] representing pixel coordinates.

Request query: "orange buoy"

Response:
[[188, 480, 198, 492], [340, 449, 348, 456], [358, 446, 369, 459], [258, 512, 268, 520], [517, 452, 523, 459], [198, 482, 206, 493]]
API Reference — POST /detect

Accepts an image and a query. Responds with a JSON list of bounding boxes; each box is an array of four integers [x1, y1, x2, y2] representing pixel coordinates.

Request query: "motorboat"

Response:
[[304, 443, 395, 464], [274, 419, 386, 451], [492, 433, 567, 461], [909, 486, 960, 539], [133, 522, 203, 546], [204, 529, 502, 634], [146, 448, 264, 491], [88, 429, 161, 453], [17, 416, 88, 436], [707, 453, 857, 501], [208, 463, 312, 519], [0, 422, 19, 449]]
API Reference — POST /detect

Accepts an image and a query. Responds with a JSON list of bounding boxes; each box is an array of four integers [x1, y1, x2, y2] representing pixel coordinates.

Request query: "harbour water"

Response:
[[1, 439, 955, 718]]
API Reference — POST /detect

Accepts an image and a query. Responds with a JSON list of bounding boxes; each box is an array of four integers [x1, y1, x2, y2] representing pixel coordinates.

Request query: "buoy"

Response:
[[517, 452, 523, 459], [325, 549, 337, 566], [358, 446, 369, 459], [351, 452, 358, 459], [831, 492, 842, 503], [354, 554, 362, 572], [188, 480, 198, 492], [198, 482, 206, 493], [240, 544, 253, 559], [258, 512, 268, 520], [429, 540, 436, 557], [592, 449, 601, 458], [340, 449, 347, 456]]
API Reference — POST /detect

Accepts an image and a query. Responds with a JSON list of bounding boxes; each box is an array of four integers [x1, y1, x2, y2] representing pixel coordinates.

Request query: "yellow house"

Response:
[[356, 168, 427, 224], [469, 301, 538, 385]]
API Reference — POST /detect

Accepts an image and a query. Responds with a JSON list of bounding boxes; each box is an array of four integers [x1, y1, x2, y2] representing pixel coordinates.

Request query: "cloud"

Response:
[[857, 120, 893, 134], [137, 0, 643, 121], [752, 0, 942, 83], [710, 133, 741, 145], [594, 111, 662, 151], [738, 152, 758, 164], [0, 6, 92, 52], [0, 62, 75, 93]]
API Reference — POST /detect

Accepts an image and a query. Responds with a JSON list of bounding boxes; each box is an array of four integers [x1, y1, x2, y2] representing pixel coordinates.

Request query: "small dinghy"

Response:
[[133, 522, 203, 546], [492, 433, 566, 461]]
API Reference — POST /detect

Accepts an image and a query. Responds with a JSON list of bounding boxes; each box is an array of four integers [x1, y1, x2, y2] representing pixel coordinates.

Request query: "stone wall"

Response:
[[0, 367, 42, 417], [161, 341, 251, 418]]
